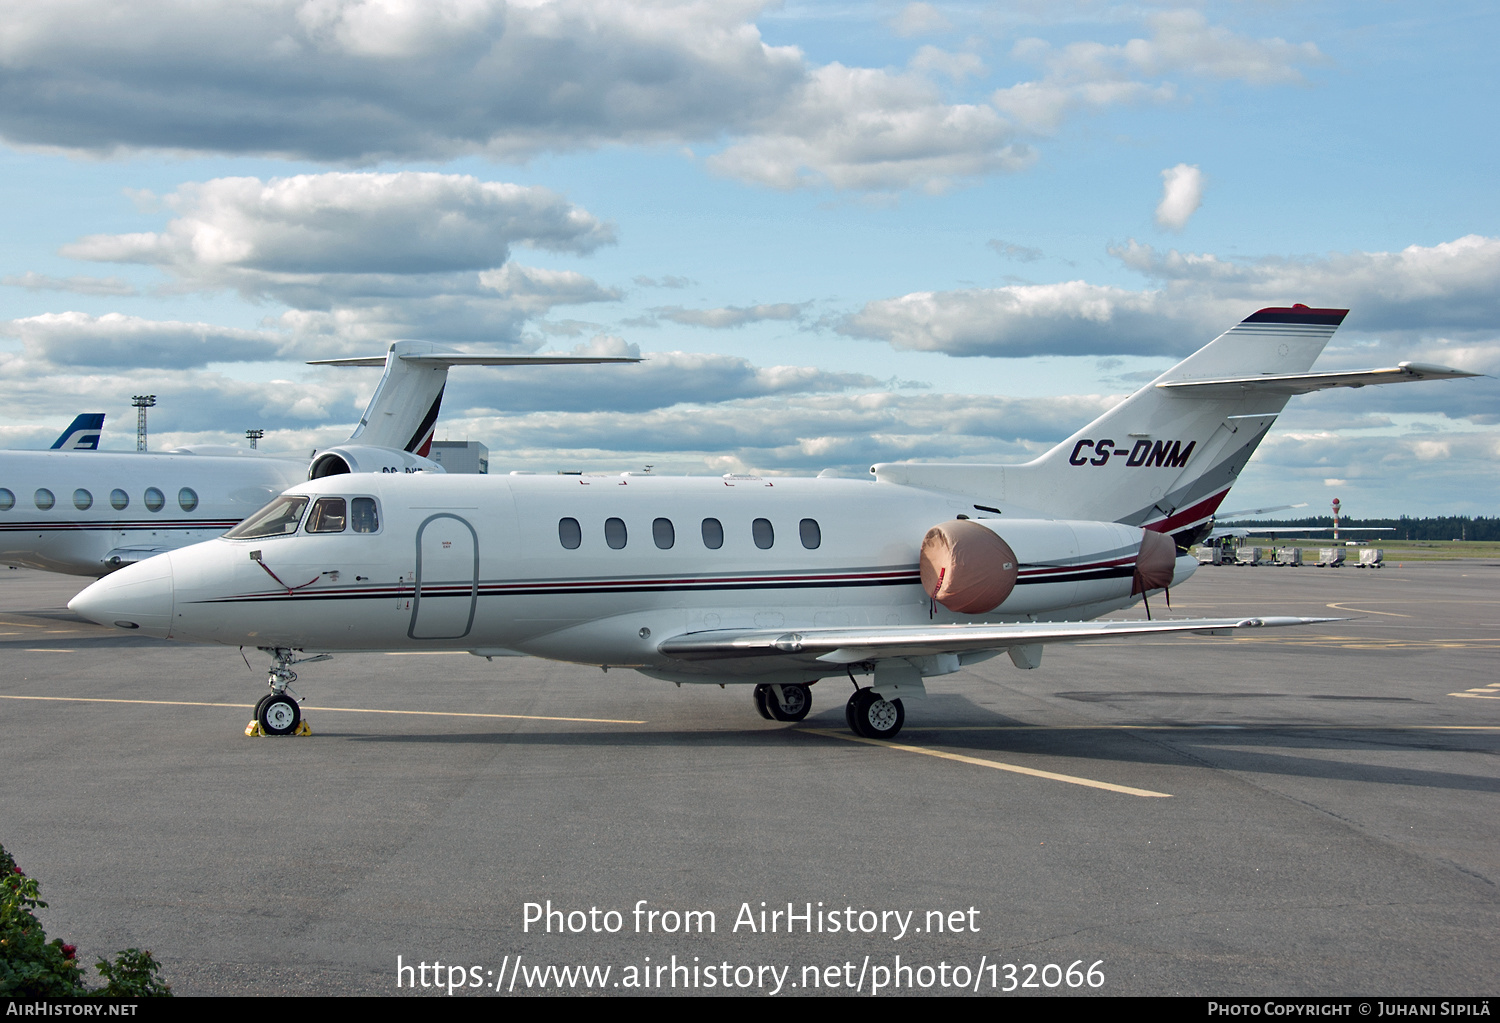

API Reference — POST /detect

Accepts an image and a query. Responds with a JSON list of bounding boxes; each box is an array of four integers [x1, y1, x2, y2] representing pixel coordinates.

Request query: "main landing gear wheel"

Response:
[[846, 689, 904, 740], [765, 683, 812, 722], [753, 684, 775, 720], [258, 692, 302, 736]]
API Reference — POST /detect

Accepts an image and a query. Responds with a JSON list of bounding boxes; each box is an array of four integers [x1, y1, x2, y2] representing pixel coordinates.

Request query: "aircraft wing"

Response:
[[1157, 361, 1479, 396], [1207, 526, 1394, 539], [658, 615, 1338, 664]]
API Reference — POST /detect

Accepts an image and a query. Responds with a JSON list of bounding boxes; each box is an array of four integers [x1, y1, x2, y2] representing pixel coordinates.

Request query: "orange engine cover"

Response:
[[919, 519, 1020, 615]]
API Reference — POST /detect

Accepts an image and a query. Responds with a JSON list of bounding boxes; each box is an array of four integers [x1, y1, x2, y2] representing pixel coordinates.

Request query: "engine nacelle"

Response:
[[920, 518, 1180, 616], [308, 445, 445, 479]]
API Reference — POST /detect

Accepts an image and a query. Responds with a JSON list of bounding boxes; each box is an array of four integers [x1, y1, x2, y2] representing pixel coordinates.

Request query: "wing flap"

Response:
[[658, 616, 1339, 662]]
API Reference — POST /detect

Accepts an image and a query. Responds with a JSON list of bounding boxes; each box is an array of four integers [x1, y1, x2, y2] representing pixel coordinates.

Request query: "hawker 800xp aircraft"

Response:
[[0, 344, 633, 575], [70, 307, 1477, 740]]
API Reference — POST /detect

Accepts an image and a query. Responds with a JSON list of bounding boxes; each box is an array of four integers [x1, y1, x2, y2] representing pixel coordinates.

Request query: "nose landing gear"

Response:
[[245, 647, 327, 737]]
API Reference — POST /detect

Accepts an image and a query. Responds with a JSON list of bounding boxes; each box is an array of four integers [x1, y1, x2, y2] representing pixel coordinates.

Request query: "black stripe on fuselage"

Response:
[[187, 560, 1141, 605]]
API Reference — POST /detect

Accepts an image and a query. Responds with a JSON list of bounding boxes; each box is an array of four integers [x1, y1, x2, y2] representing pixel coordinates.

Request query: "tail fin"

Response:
[[878, 306, 1357, 544], [50, 413, 104, 450], [310, 341, 640, 456]]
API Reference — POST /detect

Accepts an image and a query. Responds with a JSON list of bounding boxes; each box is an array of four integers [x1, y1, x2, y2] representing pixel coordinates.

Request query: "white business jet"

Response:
[[0, 344, 634, 575], [69, 307, 1477, 740]]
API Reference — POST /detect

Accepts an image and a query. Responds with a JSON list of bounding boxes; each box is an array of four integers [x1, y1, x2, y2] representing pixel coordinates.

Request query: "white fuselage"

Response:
[[0, 450, 306, 574], [78, 471, 1191, 684]]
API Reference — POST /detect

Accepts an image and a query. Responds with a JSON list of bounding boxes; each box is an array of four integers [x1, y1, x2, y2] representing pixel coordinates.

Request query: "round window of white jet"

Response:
[[652, 517, 675, 549], [144, 487, 164, 512], [558, 517, 581, 549], [0, 488, 14, 511], [701, 518, 723, 550], [34, 489, 54, 510], [752, 517, 774, 550], [110, 489, 129, 510], [179, 487, 198, 512], [799, 518, 821, 550], [73, 489, 92, 510]]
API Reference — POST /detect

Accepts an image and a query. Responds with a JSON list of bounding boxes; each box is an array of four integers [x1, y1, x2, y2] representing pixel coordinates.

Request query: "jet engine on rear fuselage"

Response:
[[919, 517, 1180, 617], [307, 445, 444, 479]]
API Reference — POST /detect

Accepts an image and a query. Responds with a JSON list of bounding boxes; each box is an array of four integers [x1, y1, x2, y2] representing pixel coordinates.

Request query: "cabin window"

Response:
[[110, 489, 129, 510], [752, 518, 774, 549], [144, 487, 164, 512], [800, 518, 822, 550], [178, 488, 199, 512], [605, 517, 627, 550], [653, 517, 675, 549], [0, 489, 13, 511], [701, 517, 723, 550], [73, 489, 92, 511], [34, 489, 54, 511], [224, 495, 309, 540], [306, 497, 347, 533], [351, 498, 379, 533], [558, 517, 582, 549]]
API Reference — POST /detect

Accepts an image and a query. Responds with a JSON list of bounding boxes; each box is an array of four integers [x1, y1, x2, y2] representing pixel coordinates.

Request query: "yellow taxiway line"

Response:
[[0, 694, 645, 725], [802, 727, 1173, 798]]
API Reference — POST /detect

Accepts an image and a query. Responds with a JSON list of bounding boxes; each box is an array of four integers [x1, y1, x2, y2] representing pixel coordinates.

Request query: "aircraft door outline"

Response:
[[409, 512, 479, 640]]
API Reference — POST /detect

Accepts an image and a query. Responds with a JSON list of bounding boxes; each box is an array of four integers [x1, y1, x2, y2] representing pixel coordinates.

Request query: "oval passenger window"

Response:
[[110, 489, 129, 510], [34, 489, 55, 511], [558, 517, 581, 549], [799, 518, 821, 549], [73, 489, 92, 510], [605, 517, 627, 550], [653, 517, 675, 549], [144, 488, 164, 512], [179, 488, 198, 512], [752, 518, 774, 549], [0, 488, 13, 511], [701, 518, 723, 550]]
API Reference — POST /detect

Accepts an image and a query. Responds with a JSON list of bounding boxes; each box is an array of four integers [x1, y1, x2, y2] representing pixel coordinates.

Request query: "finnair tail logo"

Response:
[[1068, 438, 1195, 468]]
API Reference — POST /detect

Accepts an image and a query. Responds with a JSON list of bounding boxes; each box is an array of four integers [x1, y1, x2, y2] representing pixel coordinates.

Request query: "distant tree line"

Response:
[[1221, 516, 1500, 541]]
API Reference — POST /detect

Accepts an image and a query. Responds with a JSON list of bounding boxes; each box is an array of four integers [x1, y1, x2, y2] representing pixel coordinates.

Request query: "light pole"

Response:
[[246, 429, 264, 450], [131, 395, 156, 452]]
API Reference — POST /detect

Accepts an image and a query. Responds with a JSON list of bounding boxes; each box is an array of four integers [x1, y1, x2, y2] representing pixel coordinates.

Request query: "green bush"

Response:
[[0, 843, 171, 997]]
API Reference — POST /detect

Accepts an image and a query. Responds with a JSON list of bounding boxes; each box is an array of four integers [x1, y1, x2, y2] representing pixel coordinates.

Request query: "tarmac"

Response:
[[1, 559, 1496, 996]]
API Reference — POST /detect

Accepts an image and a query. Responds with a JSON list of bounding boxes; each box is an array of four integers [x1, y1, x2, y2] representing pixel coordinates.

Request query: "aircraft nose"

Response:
[[69, 553, 175, 638]]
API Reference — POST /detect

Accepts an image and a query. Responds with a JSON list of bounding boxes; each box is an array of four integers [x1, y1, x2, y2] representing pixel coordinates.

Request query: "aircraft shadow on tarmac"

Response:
[[332, 693, 1500, 795]]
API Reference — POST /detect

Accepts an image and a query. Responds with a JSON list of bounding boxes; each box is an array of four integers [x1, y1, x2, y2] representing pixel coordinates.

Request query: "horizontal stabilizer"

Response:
[[659, 615, 1340, 663], [308, 354, 640, 367], [1157, 362, 1479, 396]]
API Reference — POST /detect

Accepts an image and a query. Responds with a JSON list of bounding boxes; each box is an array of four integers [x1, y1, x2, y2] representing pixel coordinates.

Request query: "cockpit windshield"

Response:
[[224, 495, 310, 540]]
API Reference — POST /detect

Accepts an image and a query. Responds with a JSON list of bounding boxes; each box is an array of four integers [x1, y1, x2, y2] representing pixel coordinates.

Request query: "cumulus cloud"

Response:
[[993, 10, 1325, 132], [844, 233, 1500, 363], [1155, 163, 1203, 231], [647, 302, 811, 329], [48, 171, 619, 352], [0, 4, 1329, 194], [839, 280, 1202, 358], [707, 62, 1031, 193], [0, 312, 287, 368], [890, 3, 952, 39]]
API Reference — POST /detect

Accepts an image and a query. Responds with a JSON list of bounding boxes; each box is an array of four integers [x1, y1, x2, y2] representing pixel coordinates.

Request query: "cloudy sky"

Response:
[[0, 1, 1495, 516]]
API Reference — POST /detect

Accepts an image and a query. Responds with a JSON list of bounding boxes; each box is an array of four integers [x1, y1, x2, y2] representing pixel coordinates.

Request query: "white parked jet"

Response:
[[69, 306, 1477, 740], [0, 343, 634, 575]]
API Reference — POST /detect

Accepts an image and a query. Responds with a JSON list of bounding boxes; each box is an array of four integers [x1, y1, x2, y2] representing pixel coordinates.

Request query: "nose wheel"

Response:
[[846, 688, 904, 740], [258, 692, 302, 736], [753, 683, 812, 722]]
